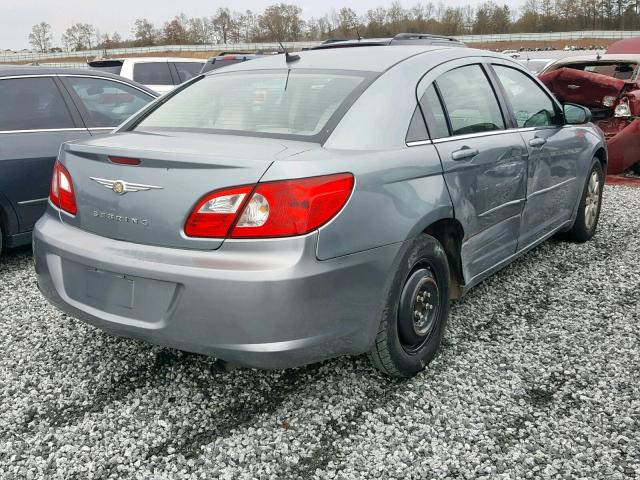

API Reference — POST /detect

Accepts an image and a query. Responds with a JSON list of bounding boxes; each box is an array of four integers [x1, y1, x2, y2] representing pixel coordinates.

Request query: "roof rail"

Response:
[[392, 33, 460, 42], [321, 38, 350, 45]]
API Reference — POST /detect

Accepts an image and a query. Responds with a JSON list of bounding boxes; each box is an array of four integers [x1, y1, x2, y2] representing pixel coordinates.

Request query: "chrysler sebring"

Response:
[[34, 46, 606, 377]]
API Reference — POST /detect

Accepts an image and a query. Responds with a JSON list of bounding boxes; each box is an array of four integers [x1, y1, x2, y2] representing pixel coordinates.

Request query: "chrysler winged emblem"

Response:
[[567, 84, 580, 90], [90, 177, 163, 195]]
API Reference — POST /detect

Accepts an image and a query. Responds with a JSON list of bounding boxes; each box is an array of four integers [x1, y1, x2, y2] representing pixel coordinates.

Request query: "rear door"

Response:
[[0, 75, 90, 233], [420, 62, 528, 283], [60, 75, 156, 135], [490, 62, 580, 247]]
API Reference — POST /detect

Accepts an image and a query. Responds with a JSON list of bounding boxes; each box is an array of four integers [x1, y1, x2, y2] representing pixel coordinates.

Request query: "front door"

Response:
[[490, 62, 581, 248]]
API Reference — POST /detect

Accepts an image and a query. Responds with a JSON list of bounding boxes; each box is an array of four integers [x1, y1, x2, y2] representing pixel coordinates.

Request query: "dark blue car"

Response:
[[0, 67, 157, 254]]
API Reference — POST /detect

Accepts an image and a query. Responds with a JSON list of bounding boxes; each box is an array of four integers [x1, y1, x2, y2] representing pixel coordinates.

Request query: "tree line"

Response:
[[26, 0, 640, 53]]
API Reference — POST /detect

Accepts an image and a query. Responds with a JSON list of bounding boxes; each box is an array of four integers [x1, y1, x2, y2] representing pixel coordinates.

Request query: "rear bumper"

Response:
[[33, 213, 401, 369]]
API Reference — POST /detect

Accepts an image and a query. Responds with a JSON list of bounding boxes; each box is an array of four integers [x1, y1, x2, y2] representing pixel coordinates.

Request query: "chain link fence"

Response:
[[0, 42, 319, 64], [2, 31, 639, 65]]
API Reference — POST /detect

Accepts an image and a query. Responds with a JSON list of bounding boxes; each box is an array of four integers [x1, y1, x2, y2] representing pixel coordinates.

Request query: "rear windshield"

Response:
[[132, 69, 371, 142], [201, 58, 245, 73], [559, 61, 638, 81]]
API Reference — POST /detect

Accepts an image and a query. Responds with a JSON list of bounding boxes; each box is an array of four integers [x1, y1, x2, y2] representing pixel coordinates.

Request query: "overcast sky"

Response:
[[2, 0, 498, 50]]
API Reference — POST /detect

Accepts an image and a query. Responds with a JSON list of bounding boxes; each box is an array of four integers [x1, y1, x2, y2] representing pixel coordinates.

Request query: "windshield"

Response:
[[558, 61, 638, 81], [132, 69, 370, 141]]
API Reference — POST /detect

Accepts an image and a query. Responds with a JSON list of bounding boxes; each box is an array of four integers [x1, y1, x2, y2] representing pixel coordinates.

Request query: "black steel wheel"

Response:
[[369, 234, 450, 377]]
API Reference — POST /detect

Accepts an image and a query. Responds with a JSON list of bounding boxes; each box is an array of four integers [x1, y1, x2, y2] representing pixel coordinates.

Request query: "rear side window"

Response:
[[0, 77, 74, 131], [66, 77, 154, 128], [493, 65, 557, 128], [406, 106, 428, 143], [420, 85, 449, 139], [133, 63, 173, 85], [173, 62, 204, 83], [134, 70, 369, 141], [436, 65, 505, 136]]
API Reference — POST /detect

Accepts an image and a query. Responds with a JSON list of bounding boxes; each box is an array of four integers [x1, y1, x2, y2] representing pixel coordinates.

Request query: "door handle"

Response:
[[451, 147, 479, 161], [529, 137, 547, 147]]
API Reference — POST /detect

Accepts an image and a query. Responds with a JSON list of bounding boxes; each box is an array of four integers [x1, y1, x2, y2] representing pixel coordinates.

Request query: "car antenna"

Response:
[[279, 41, 300, 63]]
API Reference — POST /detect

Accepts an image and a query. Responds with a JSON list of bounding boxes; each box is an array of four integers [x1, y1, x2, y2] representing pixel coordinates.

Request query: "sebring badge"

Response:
[[90, 177, 163, 195]]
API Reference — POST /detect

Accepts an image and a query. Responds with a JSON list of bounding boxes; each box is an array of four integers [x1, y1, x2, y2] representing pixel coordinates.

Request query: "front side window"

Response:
[[0, 77, 74, 131], [494, 65, 557, 128], [173, 62, 204, 83], [133, 62, 174, 85], [66, 77, 154, 128], [133, 70, 369, 141], [436, 65, 505, 136]]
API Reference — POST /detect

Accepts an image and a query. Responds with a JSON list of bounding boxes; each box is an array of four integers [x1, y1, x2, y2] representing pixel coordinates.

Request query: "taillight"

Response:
[[49, 160, 77, 215], [184, 173, 354, 239], [184, 185, 253, 238]]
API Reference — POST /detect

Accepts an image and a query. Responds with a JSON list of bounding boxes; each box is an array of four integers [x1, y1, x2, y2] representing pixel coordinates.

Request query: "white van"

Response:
[[88, 57, 205, 95]]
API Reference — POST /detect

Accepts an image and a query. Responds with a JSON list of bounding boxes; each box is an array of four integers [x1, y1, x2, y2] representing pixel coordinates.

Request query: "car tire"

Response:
[[368, 234, 450, 378], [632, 162, 640, 176], [0, 221, 3, 257], [563, 159, 604, 242]]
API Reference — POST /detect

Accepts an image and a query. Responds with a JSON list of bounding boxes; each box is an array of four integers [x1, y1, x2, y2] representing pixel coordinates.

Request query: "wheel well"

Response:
[[594, 147, 607, 168], [423, 219, 464, 300]]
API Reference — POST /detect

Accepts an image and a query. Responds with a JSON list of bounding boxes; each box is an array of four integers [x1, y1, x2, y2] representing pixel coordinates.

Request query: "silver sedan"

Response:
[[34, 46, 606, 377]]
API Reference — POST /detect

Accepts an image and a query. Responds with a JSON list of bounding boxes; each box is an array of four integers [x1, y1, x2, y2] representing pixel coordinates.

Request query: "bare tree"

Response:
[[61, 23, 95, 51], [336, 8, 359, 37], [163, 14, 189, 44], [132, 18, 156, 46], [28, 22, 52, 52], [212, 8, 234, 43], [258, 3, 304, 41]]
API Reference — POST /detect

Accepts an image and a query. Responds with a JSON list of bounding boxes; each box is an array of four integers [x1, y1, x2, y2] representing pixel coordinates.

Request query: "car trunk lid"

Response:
[[58, 131, 316, 250]]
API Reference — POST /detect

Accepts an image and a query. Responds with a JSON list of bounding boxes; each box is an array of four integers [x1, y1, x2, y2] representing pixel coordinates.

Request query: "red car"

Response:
[[539, 54, 640, 174]]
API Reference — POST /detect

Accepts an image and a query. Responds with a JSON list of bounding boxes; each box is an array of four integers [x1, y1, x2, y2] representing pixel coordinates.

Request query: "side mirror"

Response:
[[563, 103, 591, 124]]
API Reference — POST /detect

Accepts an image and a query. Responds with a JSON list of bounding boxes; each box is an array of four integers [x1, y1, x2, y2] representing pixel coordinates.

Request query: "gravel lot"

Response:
[[1, 185, 639, 480]]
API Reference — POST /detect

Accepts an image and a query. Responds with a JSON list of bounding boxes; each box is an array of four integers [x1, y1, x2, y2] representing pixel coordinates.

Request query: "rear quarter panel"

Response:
[[262, 147, 453, 260]]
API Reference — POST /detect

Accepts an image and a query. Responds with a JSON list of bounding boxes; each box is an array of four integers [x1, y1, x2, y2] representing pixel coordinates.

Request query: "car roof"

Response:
[[206, 45, 466, 74], [0, 66, 158, 95], [606, 37, 640, 54], [311, 33, 463, 50], [552, 53, 640, 64]]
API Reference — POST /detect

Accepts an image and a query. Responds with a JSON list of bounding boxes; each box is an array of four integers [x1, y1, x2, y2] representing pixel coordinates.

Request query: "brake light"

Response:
[[49, 160, 77, 215], [184, 173, 354, 238], [109, 156, 141, 165]]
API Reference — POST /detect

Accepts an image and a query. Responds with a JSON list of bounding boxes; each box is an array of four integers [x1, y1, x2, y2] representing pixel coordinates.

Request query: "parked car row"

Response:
[[0, 67, 157, 253], [1, 39, 602, 378]]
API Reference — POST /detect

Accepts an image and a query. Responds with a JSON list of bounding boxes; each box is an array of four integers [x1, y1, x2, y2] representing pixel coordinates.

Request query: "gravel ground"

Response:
[[1, 185, 639, 480]]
